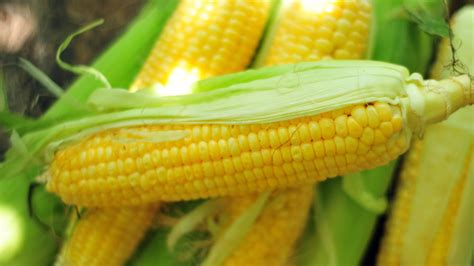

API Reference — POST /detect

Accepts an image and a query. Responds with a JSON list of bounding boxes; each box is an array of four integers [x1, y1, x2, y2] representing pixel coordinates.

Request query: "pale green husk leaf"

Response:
[[167, 199, 222, 251], [342, 172, 388, 214]]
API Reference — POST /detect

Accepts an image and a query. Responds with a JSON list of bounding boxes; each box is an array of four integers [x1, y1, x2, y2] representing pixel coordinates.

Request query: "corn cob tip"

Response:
[[407, 74, 473, 134]]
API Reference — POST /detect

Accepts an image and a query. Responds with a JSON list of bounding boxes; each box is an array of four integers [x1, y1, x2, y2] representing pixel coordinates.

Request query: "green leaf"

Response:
[[55, 19, 112, 89], [18, 58, 64, 98]]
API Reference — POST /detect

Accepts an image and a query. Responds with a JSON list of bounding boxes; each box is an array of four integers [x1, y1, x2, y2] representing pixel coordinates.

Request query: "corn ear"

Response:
[[377, 6, 474, 265], [55, 206, 158, 266]]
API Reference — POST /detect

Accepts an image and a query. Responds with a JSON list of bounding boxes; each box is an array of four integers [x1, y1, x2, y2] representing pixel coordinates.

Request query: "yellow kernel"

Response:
[[188, 144, 199, 163], [282, 163, 295, 176], [324, 157, 337, 170], [249, 151, 263, 168], [301, 143, 315, 160], [223, 159, 235, 175], [379, 121, 394, 137], [268, 129, 280, 149], [238, 135, 250, 152], [248, 133, 261, 151], [278, 127, 290, 146], [180, 147, 190, 165], [201, 125, 211, 141], [197, 141, 210, 161], [374, 129, 388, 145], [288, 125, 301, 145], [334, 49, 351, 59], [324, 140, 336, 156], [297, 124, 311, 143], [303, 161, 316, 171], [291, 146, 303, 162], [347, 117, 363, 138], [320, 118, 335, 139], [228, 138, 241, 156], [335, 115, 348, 137], [357, 142, 370, 155], [241, 152, 253, 170], [213, 161, 225, 176], [313, 141, 325, 158], [334, 136, 346, 155], [346, 154, 357, 164], [351, 105, 368, 127], [232, 157, 244, 172], [361, 127, 374, 145], [218, 139, 230, 158], [309, 121, 322, 140], [208, 141, 220, 160], [374, 102, 393, 121], [258, 130, 270, 149], [315, 39, 334, 54], [333, 31, 346, 47], [392, 115, 403, 132], [345, 136, 358, 154], [253, 168, 265, 180], [367, 105, 380, 128], [272, 150, 284, 165], [335, 155, 346, 167], [281, 146, 292, 163]]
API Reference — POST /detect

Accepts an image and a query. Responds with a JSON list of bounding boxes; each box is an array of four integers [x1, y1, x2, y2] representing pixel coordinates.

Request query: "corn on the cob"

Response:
[[257, 0, 371, 66], [130, 0, 270, 92], [377, 6, 474, 265], [218, 1, 372, 264], [43, 63, 473, 207], [218, 187, 314, 266], [55, 205, 157, 266]]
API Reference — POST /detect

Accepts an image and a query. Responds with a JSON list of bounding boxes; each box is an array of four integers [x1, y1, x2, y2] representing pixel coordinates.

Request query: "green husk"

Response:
[[400, 118, 472, 265], [0, 172, 67, 266], [369, 0, 447, 73], [298, 163, 397, 266], [298, 0, 448, 265], [167, 199, 222, 251], [18, 58, 64, 98]]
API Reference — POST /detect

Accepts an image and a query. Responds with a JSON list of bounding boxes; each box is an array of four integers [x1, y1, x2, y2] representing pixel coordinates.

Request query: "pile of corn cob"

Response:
[[0, 0, 472, 265]]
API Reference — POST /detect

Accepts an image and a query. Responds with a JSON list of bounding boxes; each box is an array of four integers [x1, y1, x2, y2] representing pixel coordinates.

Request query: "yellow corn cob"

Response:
[[46, 98, 421, 207], [55, 205, 158, 266], [220, 1, 372, 264], [260, 0, 371, 66], [44, 62, 474, 208], [130, 0, 270, 92], [377, 6, 474, 265], [220, 187, 314, 266]]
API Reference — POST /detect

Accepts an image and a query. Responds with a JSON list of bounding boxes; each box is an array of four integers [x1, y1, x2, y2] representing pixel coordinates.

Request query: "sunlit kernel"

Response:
[[300, 0, 335, 13], [152, 66, 200, 96], [0, 206, 23, 262]]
